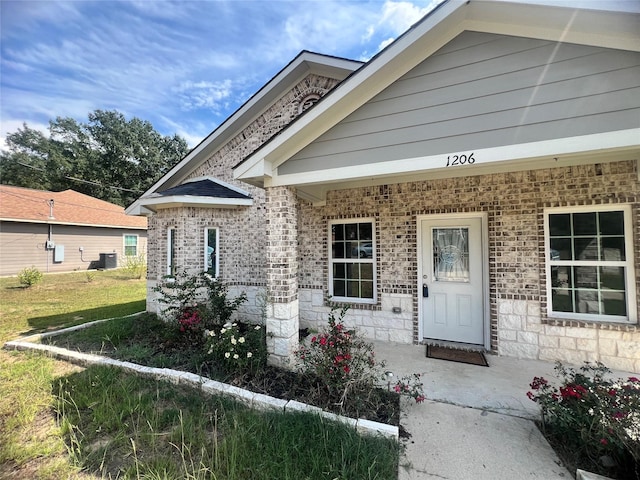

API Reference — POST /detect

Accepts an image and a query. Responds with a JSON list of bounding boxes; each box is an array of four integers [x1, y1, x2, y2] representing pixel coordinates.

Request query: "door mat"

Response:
[[426, 345, 488, 367]]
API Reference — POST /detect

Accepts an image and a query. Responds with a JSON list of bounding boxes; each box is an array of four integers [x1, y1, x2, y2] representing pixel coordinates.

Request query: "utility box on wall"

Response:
[[100, 252, 117, 269], [54, 245, 64, 263]]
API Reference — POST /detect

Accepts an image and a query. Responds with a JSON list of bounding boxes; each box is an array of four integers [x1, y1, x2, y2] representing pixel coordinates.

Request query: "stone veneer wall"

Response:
[[145, 74, 341, 318], [297, 160, 639, 372]]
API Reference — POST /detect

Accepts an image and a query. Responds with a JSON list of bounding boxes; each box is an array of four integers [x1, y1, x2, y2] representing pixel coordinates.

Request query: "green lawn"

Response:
[[0, 270, 399, 479]]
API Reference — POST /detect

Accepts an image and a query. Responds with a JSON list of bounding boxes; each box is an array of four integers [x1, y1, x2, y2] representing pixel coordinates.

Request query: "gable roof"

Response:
[[233, 0, 640, 202], [0, 185, 147, 229], [126, 51, 362, 216]]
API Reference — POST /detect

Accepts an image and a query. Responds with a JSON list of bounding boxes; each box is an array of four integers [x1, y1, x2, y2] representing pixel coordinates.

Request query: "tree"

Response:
[[0, 110, 189, 206]]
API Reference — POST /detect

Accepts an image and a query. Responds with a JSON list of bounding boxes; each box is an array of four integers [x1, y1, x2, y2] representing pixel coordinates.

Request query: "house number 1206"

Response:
[[446, 152, 475, 167]]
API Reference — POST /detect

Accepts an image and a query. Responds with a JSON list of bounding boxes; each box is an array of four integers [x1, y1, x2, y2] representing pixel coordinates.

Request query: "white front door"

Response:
[[420, 215, 485, 345]]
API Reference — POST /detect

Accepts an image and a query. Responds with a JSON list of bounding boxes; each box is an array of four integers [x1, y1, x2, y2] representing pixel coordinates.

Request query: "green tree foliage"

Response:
[[0, 110, 189, 206]]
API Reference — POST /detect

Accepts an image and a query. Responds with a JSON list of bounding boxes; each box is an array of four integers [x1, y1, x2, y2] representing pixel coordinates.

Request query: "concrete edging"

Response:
[[3, 320, 399, 440]]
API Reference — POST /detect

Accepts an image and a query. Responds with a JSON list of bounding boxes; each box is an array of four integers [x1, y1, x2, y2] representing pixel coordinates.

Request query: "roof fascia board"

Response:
[[135, 195, 253, 212], [134, 52, 362, 202], [267, 129, 640, 188]]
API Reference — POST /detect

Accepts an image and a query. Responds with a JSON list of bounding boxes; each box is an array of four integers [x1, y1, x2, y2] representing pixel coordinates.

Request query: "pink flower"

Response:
[[320, 337, 327, 346], [311, 336, 317, 343], [394, 385, 401, 393], [415, 395, 425, 403], [343, 365, 350, 374], [628, 377, 639, 383], [600, 438, 608, 446]]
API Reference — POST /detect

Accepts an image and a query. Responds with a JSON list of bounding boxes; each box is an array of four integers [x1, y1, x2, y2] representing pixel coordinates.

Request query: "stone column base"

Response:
[[266, 300, 299, 368]]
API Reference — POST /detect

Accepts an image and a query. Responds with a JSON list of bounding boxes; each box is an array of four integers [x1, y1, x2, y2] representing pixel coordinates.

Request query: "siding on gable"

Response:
[[279, 31, 640, 175]]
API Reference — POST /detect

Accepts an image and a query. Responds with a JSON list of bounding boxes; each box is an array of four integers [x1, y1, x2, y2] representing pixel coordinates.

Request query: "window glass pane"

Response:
[[574, 266, 597, 289], [549, 238, 571, 260], [551, 288, 573, 312], [573, 213, 597, 235], [333, 224, 345, 241], [575, 290, 599, 314], [333, 280, 346, 297], [333, 242, 345, 259], [598, 211, 624, 235], [600, 267, 625, 290], [433, 227, 470, 282], [333, 263, 345, 279], [574, 237, 598, 260], [344, 223, 358, 240], [601, 291, 626, 316], [347, 280, 360, 297], [344, 241, 356, 259], [549, 214, 571, 236], [361, 263, 373, 280], [361, 281, 374, 298], [352, 241, 373, 258], [359, 223, 373, 241], [551, 265, 571, 288], [601, 237, 625, 261], [206, 229, 217, 275]]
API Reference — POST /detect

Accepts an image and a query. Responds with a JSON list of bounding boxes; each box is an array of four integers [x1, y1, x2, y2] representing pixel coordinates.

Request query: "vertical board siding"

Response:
[[279, 32, 640, 175]]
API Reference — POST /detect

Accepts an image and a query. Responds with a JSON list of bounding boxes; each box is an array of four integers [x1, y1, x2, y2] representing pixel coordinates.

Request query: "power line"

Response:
[[14, 161, 142, 193]]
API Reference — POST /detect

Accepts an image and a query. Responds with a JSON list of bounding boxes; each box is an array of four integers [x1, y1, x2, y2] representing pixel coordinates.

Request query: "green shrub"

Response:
[[527, 362, 640, 477], [18, 266, 43, 287], [205, 322, 267, 377], [121, 253, 146, 279], [295, 305, 424, 411]]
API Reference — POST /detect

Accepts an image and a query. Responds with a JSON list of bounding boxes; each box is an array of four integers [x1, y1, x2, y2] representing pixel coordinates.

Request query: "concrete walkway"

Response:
[[373, 341, 576, 479]]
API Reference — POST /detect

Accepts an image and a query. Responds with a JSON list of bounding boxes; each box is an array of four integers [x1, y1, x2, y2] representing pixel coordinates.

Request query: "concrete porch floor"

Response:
[[374, 341, 637, 480]]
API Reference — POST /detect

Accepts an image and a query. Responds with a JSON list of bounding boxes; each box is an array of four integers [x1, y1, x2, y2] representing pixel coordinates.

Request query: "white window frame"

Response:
[[328, 218, 377, 304], [167, 227, 176, 277], [204, 227, 219, 277], [544, 204, 637, 323], [123, 234, 138, 257]]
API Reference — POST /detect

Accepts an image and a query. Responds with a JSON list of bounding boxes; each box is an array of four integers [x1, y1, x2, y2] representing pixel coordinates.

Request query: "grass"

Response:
[[54, 365, 398, 479], [0, 270, 400, 479]]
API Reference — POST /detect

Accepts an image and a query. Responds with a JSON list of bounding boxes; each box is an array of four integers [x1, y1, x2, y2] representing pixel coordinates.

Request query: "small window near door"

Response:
[[545, 205, 636, 323], [205, 228, 219, 277], [329, 219, 376, 303], [123, 234, 138, 257]]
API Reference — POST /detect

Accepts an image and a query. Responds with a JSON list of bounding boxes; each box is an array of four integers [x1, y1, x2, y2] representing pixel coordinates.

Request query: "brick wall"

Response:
[[297, 160, 639, 371]]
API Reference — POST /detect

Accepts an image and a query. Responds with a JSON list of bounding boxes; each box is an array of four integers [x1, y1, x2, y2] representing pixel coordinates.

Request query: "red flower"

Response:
[[415, 395, 425, 403], [530, 377, 548, 390], [628, 377, 639, 383], [320, 337, 327, 346], [343, 365, 350, 374], [600, 438, 608, 446], [311, 336, 317, 343]]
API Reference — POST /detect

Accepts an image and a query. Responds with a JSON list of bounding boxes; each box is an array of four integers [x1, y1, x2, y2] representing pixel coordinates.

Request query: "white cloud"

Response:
[[0, 119, 49, 152]]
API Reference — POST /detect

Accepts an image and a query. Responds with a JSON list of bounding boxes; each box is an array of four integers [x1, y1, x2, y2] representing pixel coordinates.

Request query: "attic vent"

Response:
[[298, 94, 320, 114]]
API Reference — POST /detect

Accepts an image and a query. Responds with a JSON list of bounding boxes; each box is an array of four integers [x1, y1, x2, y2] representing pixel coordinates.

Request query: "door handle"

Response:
[[422, 284, 429, 298]]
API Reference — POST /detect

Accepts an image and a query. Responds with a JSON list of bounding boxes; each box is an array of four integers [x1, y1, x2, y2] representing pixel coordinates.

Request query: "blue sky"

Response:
[[1, 0, 442, 149]]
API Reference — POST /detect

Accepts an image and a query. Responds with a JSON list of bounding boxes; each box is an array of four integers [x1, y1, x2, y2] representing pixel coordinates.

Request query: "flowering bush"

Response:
[[205, 322, 266, 377], [527, 361, 640, 476], [176, 306, 205, 346], [295, 305, 426, 410], [391, 373, 426, 404]]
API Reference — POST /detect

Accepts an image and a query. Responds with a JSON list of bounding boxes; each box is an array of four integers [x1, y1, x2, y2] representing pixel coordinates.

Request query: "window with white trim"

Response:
[[204, 228, 219, 277], [329, 219, 376, 303], [123, 234, 138, 256], [545, 205, 636, 323], [167, 227, 176, 277]]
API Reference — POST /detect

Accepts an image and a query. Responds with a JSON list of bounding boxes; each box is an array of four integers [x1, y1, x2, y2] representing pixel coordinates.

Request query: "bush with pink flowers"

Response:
[[295, 305, 425, 413], [527, 361, 639, 478]]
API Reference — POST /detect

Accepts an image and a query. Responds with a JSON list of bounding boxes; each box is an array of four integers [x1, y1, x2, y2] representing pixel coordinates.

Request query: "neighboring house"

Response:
[[128, 0, 640, 372], [1, 185, 147, 276]]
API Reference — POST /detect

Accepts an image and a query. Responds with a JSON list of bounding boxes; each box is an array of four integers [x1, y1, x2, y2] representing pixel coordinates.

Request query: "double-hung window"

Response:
[[204, 228, 219, 277], [545, 205, 636, 323], [329, 219, 376, 303], [123, 234, 138, 257]]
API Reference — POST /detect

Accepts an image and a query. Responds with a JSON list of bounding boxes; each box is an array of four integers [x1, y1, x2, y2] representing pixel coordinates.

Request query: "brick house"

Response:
[[127, 0, 640, 372]]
